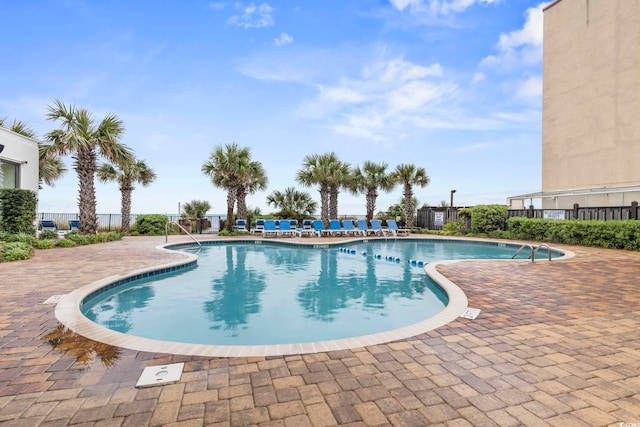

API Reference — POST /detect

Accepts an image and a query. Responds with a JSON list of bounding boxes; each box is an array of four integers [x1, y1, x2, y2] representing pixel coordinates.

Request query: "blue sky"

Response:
[[1, 0, 549, 215]]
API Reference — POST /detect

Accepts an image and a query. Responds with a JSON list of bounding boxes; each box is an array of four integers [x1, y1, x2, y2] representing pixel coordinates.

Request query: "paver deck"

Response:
[[1, 234, 639, 426]]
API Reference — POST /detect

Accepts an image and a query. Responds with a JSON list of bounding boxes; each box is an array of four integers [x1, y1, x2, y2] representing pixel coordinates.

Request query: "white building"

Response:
[[0, 127, 39, 193]]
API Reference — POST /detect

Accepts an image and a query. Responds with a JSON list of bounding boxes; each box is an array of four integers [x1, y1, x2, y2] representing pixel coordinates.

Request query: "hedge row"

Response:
[[507, 217, 640, 251]]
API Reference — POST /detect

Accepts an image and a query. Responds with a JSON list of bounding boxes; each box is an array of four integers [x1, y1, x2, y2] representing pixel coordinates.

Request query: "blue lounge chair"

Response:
[[277, 220, 297, 237], [234, 219, 248, 232], [297, 219, 316, 237], [342, 219, 364, 236], [68, 220, 80, 231], [39, 220, 58, 232], [312, 220, 331, 237], [356, 219, 375, 236], [328, 219, 345, 236], [289, 219, 298, 230], [262, 220, 279, 238], [386, 219, 410, 236], [250, 219, 265, 234], [370, 219, 389, 236]]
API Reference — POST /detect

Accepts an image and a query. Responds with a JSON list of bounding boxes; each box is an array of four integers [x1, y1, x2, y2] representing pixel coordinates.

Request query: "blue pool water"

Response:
[[81, 239, 556, 346]]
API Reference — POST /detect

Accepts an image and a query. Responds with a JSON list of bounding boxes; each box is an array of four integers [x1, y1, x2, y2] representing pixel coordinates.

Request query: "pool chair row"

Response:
[[312, 219, 410, 237], [38, 220, 80, 232], [255, 219, 310, 238]]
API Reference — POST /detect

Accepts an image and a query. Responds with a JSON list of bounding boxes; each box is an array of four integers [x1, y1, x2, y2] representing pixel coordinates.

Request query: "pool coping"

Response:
[[55, 236, 574, 357]]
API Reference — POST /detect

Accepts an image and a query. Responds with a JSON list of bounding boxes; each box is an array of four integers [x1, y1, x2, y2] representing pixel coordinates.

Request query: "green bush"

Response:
[[34, 239, 57, 249], [39, 230, 59, 240], [0, 241, 33, 262], [0, 189, 37, 235], [56, 238, 77, 248], [507, 217, 640, 250], [65, 232, 89, 245], [4, 233, 37, 245], [442, 219, 468, 236], [469, 205, 508, 234], [135, 214, 169, 235]]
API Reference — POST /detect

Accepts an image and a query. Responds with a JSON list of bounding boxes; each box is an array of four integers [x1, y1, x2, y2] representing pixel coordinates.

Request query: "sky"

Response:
[[0, 0, 549, 216]]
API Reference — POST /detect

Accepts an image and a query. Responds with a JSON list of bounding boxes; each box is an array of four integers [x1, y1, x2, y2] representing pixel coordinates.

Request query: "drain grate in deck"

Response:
[[43, 295, 65, 304], [136, 363, 184, 388], [460, 308, 481, 320]]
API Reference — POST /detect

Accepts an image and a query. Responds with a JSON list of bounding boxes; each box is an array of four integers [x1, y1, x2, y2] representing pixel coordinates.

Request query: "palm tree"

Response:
[[296, 152, 344, 226], [351, 161, 395, 223], [391, 163, 430, 228], [236, 161, 267, 223], [0, 117, 67, 188], [266, 187, 317, 220], [182, 200, 211, 220], [97, 159, 156, 233], [46, 100, 133, 234], [327, 156, 350, 220], [202, 143, 253, 232]]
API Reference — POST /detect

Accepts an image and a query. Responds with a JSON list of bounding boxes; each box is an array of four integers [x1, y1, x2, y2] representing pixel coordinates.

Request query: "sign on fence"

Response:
[[543, 210, 565, 220], [434, 212, 445, 226]]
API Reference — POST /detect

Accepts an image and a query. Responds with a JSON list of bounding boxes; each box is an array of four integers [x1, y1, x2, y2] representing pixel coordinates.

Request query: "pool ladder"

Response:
[[165, 221, 202, 250], [511, 243, 551, 262]]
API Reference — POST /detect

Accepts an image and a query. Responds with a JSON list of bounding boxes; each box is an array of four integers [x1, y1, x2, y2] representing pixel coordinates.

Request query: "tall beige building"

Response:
[[510, 0, 640, 209]]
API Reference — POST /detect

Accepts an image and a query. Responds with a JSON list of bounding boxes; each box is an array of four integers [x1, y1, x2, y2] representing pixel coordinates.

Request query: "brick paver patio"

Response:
[[1, 235, 639, 426]]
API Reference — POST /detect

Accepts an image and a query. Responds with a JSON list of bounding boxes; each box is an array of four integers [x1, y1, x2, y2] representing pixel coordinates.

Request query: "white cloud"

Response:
[[209, 2, 226, 9], [480, 2, 550, 70], [471, 72, 485, 84], [274, 32, 293, 47], [515, 76, 542, 100], [456, 142, 495, 153], [228, 2, 274, 29], [389, 0, 499, 15]]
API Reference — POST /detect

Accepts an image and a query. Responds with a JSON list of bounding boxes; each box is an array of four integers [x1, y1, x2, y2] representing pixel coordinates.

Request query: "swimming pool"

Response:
[[57, 238, 566, 357]]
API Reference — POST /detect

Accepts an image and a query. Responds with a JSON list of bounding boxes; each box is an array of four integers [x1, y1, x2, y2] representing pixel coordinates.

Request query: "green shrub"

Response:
[[442, 219, 468, 236], [39, 230, 59, 240], [4, 233, 37, 245], [34, 239, 57, 249], [507, 217, 640, 250], [0, 189, 37, 235], [469, 205, 508, 234], [56, 239, 77, 248], [135, 214, 169, 235], [0, 241, 33, 262], [65, 232, 89, 245]]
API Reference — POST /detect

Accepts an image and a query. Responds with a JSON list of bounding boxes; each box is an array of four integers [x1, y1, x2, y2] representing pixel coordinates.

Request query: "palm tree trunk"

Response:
[[319, 184, 329, 226], [366, 187, 377, 223], [226, 186, 237, 231], [121, 182, 133, 233], [404, 184, 414, 227], [76, 149, 99, 234], [236, 185, 247, 221], [329, 186, 339, 220]]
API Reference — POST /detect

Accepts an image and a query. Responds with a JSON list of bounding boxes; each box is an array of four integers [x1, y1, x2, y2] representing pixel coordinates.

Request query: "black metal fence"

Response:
[[417, 202, 640, 230], [37, 213, 224, 233]]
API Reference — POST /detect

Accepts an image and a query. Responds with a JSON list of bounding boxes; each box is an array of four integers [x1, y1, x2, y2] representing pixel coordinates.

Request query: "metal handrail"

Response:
[[511, 243, 533, 260], [165, 221, 201, 250], [532, 244, 552, 262], [512, 243, 552, 262]]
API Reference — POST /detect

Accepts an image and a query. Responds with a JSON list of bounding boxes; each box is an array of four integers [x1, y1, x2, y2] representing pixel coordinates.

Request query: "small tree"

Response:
[[182, 200, 211, 220]]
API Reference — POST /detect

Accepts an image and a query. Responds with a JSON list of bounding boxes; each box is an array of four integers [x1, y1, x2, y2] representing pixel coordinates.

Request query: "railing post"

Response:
[[573, 203, 579, 220], [631, 201, 639, 220]]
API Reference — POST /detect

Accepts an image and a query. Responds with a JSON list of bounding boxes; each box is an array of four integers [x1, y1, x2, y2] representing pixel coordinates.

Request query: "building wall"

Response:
[[0, 127, 40, 193], [542, 0, 640, 208]]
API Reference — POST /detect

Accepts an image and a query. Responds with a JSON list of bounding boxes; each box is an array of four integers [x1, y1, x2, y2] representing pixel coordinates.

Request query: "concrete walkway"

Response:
[[0, 235, 639, 426]]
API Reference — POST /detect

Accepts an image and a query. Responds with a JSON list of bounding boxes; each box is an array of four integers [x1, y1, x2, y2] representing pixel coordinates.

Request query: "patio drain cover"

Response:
[[136, 362, 184, 388], [43, 295, 66, 304], [460, 308, 481, 320]]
